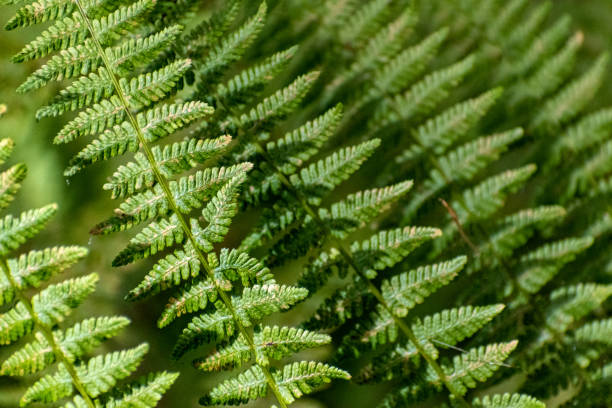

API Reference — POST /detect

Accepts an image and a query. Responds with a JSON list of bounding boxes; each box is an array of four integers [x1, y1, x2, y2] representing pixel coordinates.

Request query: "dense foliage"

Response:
[[0, 0, 610, 407]]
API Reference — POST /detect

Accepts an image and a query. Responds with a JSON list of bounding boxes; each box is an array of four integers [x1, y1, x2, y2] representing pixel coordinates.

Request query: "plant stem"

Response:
[[253, 143, 471, 407], [71, 2, 289, 406], [0, 258, 96, 408]]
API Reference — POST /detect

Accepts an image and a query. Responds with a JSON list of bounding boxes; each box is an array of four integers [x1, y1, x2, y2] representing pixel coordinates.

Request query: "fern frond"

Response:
[[0, 163, 27, 211], [105, 135, 232, 199], [297, 248, 345, 294], [155, 271, 215, 326], [380, 342, 518, 407], [65, 101, 213, 174], [574, 318, 612, 345], [532, 53, 609, 133], [399, 88, 503, 164], [436, 128, 525, 186], [351, 226, 442, 279], [174, 284, 308, 358], [18, 25, 181, 93], [5, 1, 589, 406], [338, 0, 392, 48], [0, 138, 14, 164], [217, 46, 298, 106], [39, 58, 191, 119], [4, 0, 120, 30], [191, 173, 246, 252], [357, 304, 504, 382], [92, 371, 179, 408], [2, 1, 350, 406], [406, 129, 525, 220], [498, 14, 571, 81], [510, 31, 583, 105], [372, 54, 476, 130], [22, 344, 149, 404], [196, 1, 267, 90], [0, 204, 57, 256], [367, 27, 449, 100], [325, 181, 413, 238], [266, 104, 343, 175], [472, 393, 545, 408], [548, 107, 612, 167], [194, 326, 331, 371], [516, 237, 594, 294], [453, 164, 537, 225], [547, 283, 612, 333], [0, 246, 87, 306], [0, 135, 176, 407], [12, 0, 154, 63], [201, 361, 350, 406], [325, 8, 417, 103], [156, 248, 275, 327], [236, 71, 320, 132], [293, 139, 380, 204], [93, 163, 250, 234], [382, 256, 466, 317], [1, 316, 129, 376]]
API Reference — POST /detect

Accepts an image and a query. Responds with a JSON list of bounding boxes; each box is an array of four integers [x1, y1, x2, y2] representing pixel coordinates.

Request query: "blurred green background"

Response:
[[1, 1, 612, 407]]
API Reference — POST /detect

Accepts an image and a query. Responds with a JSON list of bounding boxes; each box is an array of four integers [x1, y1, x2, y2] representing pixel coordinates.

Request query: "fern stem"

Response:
[[70, 2, 290, 406], [0, 258, 96, 408], [252, 142, 471, 407]]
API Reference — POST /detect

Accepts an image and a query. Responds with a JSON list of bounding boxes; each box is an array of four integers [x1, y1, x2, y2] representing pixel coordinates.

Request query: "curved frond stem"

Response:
[[251, 142, 471, 407], [71, 2, 290, 406], [0, 258, 96, 408]]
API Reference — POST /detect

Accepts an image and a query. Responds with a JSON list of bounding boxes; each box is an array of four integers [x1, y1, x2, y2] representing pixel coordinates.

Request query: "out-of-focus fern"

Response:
[[203, 0, 606, 406], [414, 2, 612, 404], [0, 135, 177, 407]]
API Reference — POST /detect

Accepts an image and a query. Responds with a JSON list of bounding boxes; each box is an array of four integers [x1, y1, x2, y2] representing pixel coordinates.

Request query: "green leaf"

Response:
[[1, 316, 129, 376], [157, 249, 275, 327], [382, 256, 466, 317], [93, 163, 251, 234], [399, 88, 503, 164], [64, 101, 213, 175], [194, 325, 331, 371], [173, 284, 308, 358], [12, 0, 154, 63], [547, 283, 612, 333], [192, 173, 247, 252], [236, 71, 320, 132], [532, 53, 609, 133], [472, 393, 545, 408], [0, 204, 57, 256], [0, 164, 26, 211], [0, 246, 88, 306], [200, 361, 350, 406], [22, 343, 149, 404], [352, 226, 443, 279], [196, 1, 267, 88], [105, 135, 231, 199], [293, 139, 380, 205], [217, 46, 298, 106], [357, 304, 504, 382], [574, 318, 612, 346]]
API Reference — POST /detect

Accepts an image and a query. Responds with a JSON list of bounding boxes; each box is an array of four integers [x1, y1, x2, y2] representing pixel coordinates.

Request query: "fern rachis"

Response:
[[69, 1, 321, 406]]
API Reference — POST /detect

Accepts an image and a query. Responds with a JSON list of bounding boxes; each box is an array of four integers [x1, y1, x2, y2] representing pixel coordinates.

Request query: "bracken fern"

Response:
[[1, 0, 349, 406], [2, 0, 612, 407], [0, 129, 177, 407]]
